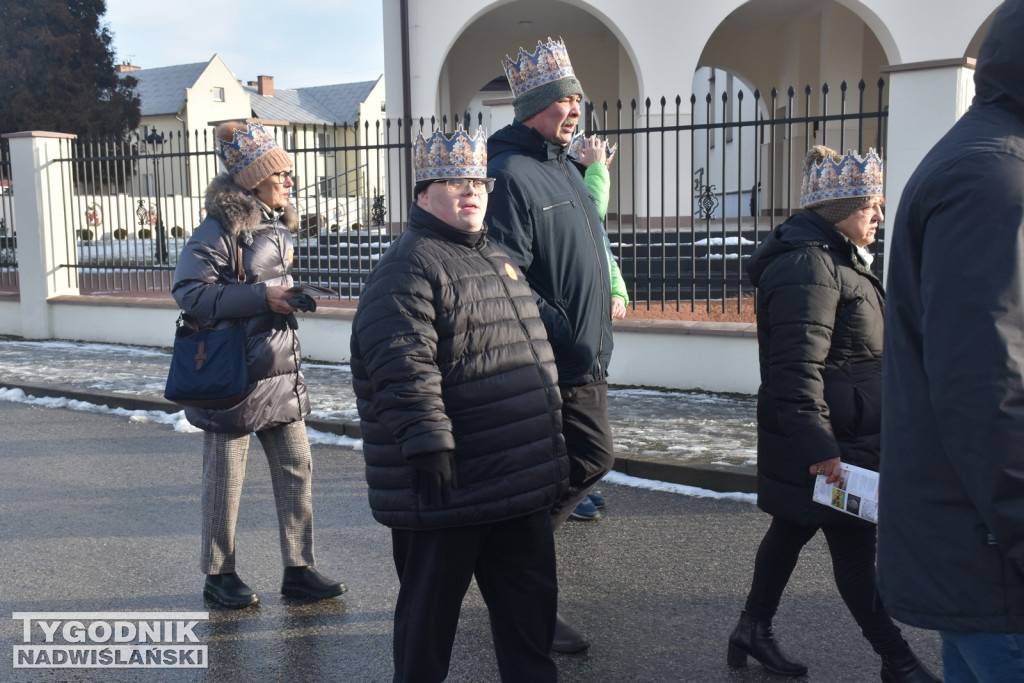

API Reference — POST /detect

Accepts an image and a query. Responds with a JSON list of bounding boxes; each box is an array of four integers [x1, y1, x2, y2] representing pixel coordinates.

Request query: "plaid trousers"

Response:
[[200, 420, 316, 574]]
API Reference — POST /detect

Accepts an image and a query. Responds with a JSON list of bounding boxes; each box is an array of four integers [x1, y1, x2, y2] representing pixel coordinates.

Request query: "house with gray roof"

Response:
[[116, 55, 386, 232]]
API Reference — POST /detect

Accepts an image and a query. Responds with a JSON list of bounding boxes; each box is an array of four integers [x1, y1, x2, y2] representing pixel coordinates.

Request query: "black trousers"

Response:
[[390, 510, 558, 683], [550, 380, 616, 529], [744, 516, 905, 656]]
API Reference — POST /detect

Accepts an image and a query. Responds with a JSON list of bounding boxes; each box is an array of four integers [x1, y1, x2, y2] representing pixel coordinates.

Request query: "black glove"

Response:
[[286, 292, 317, 313], [409, 451, 453, 507], [273, 313, 299, 330]]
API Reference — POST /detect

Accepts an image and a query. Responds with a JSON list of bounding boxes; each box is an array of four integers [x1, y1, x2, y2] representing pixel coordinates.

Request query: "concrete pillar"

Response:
[[880, 59, 976, 284], [3, 131, 80, 338]]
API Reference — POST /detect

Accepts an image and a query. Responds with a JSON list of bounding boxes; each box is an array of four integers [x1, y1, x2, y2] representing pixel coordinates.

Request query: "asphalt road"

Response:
[[0, 400, 942, 682]]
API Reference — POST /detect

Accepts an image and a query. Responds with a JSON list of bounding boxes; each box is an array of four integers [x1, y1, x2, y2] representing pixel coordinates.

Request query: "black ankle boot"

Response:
[[203, 572, 259, 609], [880, 642, 941, 683], [727, 611, 807, 676], [281, 566, 347, 600]]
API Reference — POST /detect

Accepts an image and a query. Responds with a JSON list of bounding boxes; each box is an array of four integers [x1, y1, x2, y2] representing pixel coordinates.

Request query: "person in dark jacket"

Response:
[[350, 126, 568, 683], [728, 146, 937, 682], [879, 1, 1024, 679], [485, 37, 615, 653], [172, 119, 345, 609]]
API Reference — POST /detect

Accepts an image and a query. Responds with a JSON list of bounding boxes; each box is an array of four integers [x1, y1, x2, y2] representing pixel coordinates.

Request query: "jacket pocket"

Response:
[[542, 199, 575, 212]]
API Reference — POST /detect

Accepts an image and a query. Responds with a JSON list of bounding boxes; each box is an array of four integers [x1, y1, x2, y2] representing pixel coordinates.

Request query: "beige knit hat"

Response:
[[215, 120, 292, 190], [800, 145, 883, 224]]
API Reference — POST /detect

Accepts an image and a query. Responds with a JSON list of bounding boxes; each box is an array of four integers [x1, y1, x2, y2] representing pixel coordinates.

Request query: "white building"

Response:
[[380, 0, 1001, 271]]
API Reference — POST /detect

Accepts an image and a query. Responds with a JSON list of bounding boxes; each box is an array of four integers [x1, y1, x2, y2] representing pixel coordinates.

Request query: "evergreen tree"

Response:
[[0, 0, 140, 138]]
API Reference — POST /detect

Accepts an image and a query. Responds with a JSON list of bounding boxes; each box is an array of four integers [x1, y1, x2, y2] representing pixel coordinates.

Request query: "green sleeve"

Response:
[[583, 163, 610, 219], [608, 244, 628, 305], [583, 162, 624, 303]]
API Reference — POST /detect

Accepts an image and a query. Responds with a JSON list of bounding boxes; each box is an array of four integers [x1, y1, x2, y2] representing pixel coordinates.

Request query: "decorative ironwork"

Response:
[[371, 192, 386, 228], [693, 168, 720, 220]]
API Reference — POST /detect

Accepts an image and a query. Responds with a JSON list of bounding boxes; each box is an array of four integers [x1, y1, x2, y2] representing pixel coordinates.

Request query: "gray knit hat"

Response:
[[503, 38, 584, 122], [215, 120, 293, 190]]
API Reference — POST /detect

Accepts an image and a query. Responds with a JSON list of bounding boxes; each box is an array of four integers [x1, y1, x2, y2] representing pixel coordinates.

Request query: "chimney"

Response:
[[116, 62, 140, 73], [257, 75, 274, 97]]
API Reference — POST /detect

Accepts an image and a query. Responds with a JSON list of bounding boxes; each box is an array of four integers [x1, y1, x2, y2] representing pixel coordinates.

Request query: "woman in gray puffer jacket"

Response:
[[171, 120, 343, 610]]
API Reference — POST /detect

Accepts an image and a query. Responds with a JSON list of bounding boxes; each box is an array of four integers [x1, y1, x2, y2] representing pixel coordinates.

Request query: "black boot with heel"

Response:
[[879, 641, 941, 683], [727, 611, 808, 677]]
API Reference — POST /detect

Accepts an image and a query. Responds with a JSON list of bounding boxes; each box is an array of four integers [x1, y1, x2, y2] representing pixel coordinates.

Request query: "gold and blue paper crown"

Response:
[[800, 148, 884, 207], [413, 126, 488, 182], [216, 120, 291, 189], [503, 38, 577, 99]]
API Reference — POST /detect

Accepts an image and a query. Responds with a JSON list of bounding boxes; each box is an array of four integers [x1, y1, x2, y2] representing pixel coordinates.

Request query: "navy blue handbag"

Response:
[[164, 242, 249, 409], [164, 314, 249, 409]]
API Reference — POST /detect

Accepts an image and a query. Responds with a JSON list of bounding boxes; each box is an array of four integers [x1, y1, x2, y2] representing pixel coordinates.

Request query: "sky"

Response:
[[101, 0, 387, 88]]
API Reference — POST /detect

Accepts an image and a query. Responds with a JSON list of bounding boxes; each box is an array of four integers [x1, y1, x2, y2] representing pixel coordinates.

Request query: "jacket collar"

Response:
[[408, 203, 486, 248]]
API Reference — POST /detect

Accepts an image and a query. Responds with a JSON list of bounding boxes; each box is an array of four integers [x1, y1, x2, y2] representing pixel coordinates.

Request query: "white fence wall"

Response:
[[0, 295, 760, 394], [0, 129, 763, 395]]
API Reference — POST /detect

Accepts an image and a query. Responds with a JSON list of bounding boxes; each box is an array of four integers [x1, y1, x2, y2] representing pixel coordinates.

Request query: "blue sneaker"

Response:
[[588, 491, 606, 509], [570, 497, 602, 521]]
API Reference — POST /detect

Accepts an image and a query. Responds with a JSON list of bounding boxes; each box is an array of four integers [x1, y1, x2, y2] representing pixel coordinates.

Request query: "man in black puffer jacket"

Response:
[[350, 126, 568, 683]]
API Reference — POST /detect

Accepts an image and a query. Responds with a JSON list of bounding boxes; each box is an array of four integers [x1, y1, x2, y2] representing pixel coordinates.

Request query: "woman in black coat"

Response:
[[727, 146, 937, 682]]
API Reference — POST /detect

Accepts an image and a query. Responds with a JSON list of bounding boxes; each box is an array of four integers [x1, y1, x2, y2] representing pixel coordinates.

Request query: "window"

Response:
[[708, 73, 716, 149], [725, 73, 734, 144], [212, 87, 225, 102], [318, 176, 334, 198], [316, 132, 331, 156]]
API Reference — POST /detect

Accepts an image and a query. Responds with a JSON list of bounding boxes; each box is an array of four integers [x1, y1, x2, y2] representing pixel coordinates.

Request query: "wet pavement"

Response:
[[0, 400, 943, 682], [0, 336, 759, 474]]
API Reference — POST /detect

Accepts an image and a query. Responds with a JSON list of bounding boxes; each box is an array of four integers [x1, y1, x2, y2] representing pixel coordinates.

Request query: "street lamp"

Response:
[[143, 126, 169, 265]]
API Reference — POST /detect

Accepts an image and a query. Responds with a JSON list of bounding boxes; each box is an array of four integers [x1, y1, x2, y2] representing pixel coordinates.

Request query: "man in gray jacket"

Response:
[[879, 1, 1024, 679]]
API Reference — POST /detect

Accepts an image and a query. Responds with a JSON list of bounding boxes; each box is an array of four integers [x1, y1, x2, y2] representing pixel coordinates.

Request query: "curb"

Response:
[[1, 382, 756, 494]]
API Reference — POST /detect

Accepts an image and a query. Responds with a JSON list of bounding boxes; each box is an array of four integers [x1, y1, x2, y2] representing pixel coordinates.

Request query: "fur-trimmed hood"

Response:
[[204, 173, 299, 237]]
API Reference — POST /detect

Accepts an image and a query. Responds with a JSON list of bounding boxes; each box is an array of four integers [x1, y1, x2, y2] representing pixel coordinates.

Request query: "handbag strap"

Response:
[[175, 239, 246, 328], [235, 240, 246, 284]]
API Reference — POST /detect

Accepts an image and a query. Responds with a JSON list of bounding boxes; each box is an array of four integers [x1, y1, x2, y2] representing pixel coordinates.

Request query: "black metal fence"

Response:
[[11, 79, 888, 316], [592, 78, 887, 314]]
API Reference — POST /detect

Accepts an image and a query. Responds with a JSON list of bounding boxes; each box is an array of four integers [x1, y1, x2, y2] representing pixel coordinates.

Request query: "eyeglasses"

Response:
[[270, 171, 297, 185], [436, 178, 495, 195]]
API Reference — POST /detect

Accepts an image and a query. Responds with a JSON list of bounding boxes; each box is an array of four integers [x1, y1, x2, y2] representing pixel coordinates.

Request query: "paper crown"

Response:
[[503, 38, 577, 100], [567, 132, 618, 165], [413, 126, 488, 182], [216, 120, 292, 190], [800, 148, 884, 207]]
